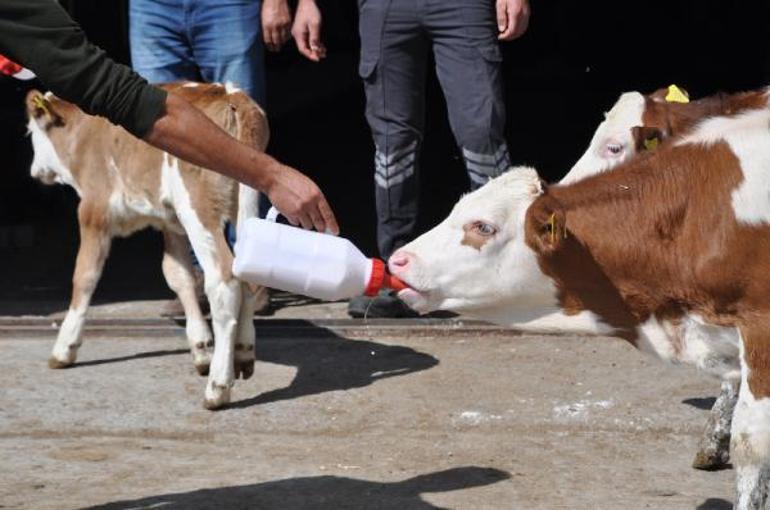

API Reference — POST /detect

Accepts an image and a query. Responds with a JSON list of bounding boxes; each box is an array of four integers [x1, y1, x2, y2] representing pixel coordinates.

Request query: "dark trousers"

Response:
[[359, 0, 510, 258]]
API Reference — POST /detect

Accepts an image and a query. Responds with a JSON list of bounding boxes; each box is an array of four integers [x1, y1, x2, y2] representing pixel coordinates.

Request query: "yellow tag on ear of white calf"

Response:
[[665, 84, 689, 104], [32, 95, 51, 116], [643, 137, 659, 151]]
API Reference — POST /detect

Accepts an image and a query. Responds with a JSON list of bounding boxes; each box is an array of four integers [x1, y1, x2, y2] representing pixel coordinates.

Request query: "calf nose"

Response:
[[388, 251, 411, 275]]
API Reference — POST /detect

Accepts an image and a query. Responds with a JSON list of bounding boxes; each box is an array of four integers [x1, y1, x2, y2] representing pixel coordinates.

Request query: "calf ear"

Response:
[[525, 194, 567, 255], [631, 125, 663, 152], [649, 87, 670, 102], [26, 90, 47, 118], [25, 90, 63, 126]]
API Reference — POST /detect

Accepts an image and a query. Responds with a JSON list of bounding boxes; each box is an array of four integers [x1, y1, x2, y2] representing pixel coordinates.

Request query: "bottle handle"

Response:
[[264, 206, 337, 236], [266, 206, 280, 223]]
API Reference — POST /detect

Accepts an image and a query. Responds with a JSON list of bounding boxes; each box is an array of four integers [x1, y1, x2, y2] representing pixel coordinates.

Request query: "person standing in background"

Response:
[[348, 0, 531, 317], [128, 0, 324, 311]]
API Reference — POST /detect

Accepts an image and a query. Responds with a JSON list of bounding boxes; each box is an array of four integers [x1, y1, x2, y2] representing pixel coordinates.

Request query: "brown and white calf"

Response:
[[26, 82, 267, 409], [564, 85, 770, 183], [390, 105, 770, 508], [564, 86, 770, 470]]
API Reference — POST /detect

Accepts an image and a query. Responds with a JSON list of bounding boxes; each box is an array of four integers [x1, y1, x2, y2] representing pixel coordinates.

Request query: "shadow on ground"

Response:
[[682, 397, 717, 411], [61, 321, 438, 409], [696, 498, 732, 510], [84, 466, 509, 510], [229, 328, 439, 409], [73, 348, 188, 368]]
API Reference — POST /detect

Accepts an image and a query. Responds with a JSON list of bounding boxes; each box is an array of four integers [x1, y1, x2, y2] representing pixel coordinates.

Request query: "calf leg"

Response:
[[693, 378, 739, 470], [49, 213, 111, 368], [202, 268, 241, 409], [234, 284, 262, 380], [162, 230, 213, 376], [176, 212, 241, 409], [733, 325, 770, 509]]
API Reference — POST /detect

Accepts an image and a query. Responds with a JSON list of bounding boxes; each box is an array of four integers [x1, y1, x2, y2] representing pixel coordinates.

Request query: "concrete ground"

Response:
[[0, 299, 736, 510]]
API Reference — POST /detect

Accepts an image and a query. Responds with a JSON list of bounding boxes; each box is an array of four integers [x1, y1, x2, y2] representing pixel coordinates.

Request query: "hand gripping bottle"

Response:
[[232, 208, 408, 301]]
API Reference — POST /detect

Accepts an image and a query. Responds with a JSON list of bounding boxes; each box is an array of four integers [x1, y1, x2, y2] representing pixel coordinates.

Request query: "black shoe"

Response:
[[347, 289, 419, 318]]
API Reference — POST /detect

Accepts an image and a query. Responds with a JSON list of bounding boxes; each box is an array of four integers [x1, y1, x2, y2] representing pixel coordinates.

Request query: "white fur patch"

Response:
[[675, 107, 770, 225], [225, 81, 242, 95], [27, 118, 79, 194], [483, 307, 617, 337], [732, 335, 770, 508], [562, 92, 646, 184]]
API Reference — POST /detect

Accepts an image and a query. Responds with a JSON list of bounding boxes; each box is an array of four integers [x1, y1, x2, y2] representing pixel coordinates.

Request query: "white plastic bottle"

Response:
[[232, 208, 407, 301]]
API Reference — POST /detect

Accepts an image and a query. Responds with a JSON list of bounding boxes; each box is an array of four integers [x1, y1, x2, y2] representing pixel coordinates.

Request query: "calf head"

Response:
[[389, 167, 559, 317], [563, 85, 706, 184], [25, 90, 79, 188]]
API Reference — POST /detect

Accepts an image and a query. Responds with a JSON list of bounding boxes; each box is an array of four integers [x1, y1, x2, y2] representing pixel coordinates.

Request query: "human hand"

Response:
[[496, 0, 530, 41], [291, 0, 327, 62], [262, 0, 292, 52], [265, 162, 339, 234]]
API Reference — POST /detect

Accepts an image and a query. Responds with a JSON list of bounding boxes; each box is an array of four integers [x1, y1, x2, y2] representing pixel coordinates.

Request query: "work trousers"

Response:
[[359, 0, 510, 258]]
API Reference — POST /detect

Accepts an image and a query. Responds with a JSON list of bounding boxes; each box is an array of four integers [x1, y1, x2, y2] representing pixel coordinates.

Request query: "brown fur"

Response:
[[640, 87, 769, 146], [743, 322, 770, 398], [526, 140, 770, 349]]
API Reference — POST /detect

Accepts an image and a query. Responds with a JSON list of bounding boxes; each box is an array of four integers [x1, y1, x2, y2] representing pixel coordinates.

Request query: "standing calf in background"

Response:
[[565, 85, 770, 470], [390, 103, 770, 508], [26, 82, 267, 409]]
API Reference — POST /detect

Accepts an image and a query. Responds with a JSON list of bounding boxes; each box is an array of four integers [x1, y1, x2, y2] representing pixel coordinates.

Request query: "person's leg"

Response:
[[360, 0, 428, 260], [348, 0, 427, 318], [189, 0, 266, 105], [129, 0, 199, 83], [428, 0, 511, 190]]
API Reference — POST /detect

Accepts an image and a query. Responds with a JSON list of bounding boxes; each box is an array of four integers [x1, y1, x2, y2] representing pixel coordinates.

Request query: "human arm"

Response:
[[496, 0, 531, 41], [0, 0, 165, 138], [291, 0, 327, 62], [262, 0, 293, 52], [145, 93, 338, 233]]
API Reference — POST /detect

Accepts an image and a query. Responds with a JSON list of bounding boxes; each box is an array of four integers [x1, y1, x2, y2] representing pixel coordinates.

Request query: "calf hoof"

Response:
[[692, 448, 731, 471], [48, 355, 75, 369], [203, 383, 231, 410], [235, 359, 255, 380], [192, 347, 211, 377], [194, 362, 210, 377]]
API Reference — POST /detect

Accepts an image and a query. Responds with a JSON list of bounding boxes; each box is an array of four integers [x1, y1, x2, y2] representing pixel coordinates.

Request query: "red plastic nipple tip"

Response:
[[383, 273, 409, 292], [365, 258, 411, 296]]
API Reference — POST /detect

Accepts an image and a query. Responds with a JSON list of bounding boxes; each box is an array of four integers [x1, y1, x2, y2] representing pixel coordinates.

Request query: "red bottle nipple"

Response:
[[365, 258, 409, 296]]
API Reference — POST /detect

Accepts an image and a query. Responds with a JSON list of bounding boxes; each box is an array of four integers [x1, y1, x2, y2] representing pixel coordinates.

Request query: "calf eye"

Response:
[[473, 221, 497, 237], [606, 143, 623, 155]]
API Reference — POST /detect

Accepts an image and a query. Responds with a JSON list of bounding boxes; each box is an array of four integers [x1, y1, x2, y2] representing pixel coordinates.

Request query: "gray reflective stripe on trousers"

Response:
[[462, 144, 511, 185], [374, 141, 418, 188]]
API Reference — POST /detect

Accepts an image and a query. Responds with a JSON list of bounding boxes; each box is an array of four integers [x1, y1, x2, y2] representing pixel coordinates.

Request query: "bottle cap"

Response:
[[365, 258, 409, 296]]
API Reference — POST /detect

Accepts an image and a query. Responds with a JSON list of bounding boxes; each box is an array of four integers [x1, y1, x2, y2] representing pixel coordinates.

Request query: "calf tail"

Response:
[[227, 87, 270, 233]]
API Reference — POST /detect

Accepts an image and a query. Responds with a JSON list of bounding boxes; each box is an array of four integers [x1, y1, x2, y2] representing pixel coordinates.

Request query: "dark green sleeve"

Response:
[[0, 0, 167, 138]]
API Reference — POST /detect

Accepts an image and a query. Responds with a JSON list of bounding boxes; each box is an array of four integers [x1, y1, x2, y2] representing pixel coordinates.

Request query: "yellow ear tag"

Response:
[[665, 84, 689, 104], [32, 95, 51, 116], [643, 137, 659, 151], [548, 212, 557, 244]]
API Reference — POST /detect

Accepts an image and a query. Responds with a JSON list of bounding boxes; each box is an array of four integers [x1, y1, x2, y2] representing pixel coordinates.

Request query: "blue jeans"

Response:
[[130, 0, 268, 251], [129, 0, 266, 105]]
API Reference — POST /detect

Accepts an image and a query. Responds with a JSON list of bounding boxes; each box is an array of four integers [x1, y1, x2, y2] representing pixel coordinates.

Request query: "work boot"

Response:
[[347, 289, 420, 318]]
